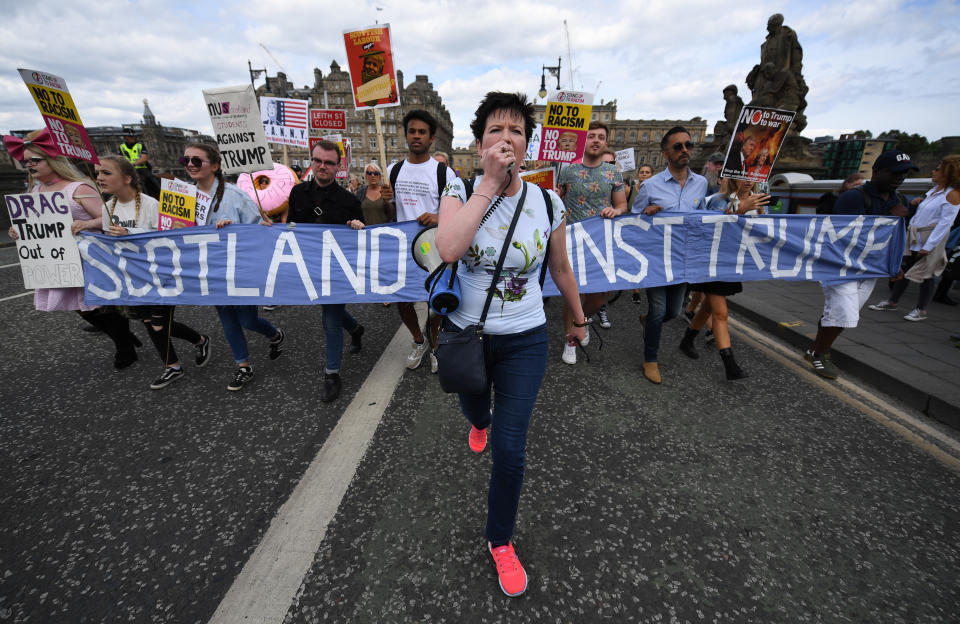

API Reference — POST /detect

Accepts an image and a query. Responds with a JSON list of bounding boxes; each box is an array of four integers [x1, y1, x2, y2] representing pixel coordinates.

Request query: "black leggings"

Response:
[[888, 253, 937, 311], [142, 306, 202, 367], [78, 308, 137, 362]]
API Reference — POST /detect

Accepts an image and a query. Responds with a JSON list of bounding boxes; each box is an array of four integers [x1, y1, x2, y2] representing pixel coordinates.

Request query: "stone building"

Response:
[[256, 62, 454, 173], [533, 100, 707, 180], [86, 100, 214, 179]]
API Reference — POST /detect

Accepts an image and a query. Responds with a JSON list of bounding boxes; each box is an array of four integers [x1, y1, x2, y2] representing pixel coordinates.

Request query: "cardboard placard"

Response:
[[538, 90, 593, 163], [203, 84, 274, 174], [343, 25, 401, 110], [720, 106, 796, 183], [159, 178, 197, 230], [19, 69, 98, 164], [261, 97, 309, 148], [5, 191, 84, 288]]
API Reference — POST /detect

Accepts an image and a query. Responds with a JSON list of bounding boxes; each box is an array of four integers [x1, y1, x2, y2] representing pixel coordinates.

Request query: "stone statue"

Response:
[[713, 84, 744, 139], [746, 13, 808, 132]]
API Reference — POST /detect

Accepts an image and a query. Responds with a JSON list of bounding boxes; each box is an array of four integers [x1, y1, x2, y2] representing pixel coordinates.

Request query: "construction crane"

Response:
[[259, 43, 285, 73]]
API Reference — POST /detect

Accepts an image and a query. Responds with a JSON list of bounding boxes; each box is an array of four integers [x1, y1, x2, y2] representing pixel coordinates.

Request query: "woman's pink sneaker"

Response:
[[469, 426, 487, 453], [488, 541, 527, 596]]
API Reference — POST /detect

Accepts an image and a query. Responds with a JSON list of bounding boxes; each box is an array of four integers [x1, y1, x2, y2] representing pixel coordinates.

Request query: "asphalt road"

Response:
[[1, 242, 958, 624]]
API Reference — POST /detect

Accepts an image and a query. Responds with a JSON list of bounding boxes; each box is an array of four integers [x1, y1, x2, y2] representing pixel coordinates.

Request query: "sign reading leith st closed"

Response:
[[79, 214, 905, 306]]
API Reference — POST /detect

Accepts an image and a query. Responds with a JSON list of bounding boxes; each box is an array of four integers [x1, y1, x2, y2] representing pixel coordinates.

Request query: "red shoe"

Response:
[[488, 541, 527, 597], [469, 425, 487, 453]]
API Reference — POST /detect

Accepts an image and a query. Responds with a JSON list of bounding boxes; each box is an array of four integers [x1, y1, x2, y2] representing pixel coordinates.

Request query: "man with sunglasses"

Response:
[[286, 140, 366, 402], [556, 122, 627, 363], [630, 125, 708, 384]]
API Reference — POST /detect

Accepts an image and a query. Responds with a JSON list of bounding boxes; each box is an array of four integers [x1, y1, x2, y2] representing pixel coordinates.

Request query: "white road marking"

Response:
[[0, 262, 22, 269], [208, 321, 416, 624], [730, 316, 960, 472], [0, 291, 33, 302]]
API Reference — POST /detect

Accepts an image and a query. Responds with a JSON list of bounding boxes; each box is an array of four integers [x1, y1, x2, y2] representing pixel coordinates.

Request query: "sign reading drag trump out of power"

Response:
[[79, 214, 905, 306], [6, 191, 85, 289], [203, 84, 273, 174], [19, 69, 98, 164]]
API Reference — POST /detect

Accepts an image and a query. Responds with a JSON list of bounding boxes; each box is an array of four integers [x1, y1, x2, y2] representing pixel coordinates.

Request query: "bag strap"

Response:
[[478, 181, 528, 330], [436, 161, 447, 203], [539, 187, 553, 289], [389, 159, 403, 193]]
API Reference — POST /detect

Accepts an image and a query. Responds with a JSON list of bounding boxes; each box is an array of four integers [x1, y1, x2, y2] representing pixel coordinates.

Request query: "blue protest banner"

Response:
[[80, 214, 904, 306]]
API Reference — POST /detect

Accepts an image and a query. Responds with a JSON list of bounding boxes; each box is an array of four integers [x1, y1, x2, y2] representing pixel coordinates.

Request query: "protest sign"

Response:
[[196, 189, 212, 227], [343, 25, 401, 110], [721, 106, 796, 183], [203, 85, 273, 174], [525, 124, 543, 161], [81, 214, 904, 306], [615, 148, 635, 173], [538, 90, 593, 163], [310, 109, 347, 131], [19, 69, 98, 164], [260, 97, 309, 148], [520, 167, 556, 191], [159, 178, 197, 231], [6, 191, 84, 288]]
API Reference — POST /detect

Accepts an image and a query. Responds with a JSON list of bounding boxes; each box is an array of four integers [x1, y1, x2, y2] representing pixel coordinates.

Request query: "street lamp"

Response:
[[538, 57, 562, 99]]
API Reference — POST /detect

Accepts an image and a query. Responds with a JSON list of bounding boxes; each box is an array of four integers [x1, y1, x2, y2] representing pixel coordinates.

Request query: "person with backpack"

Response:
[[382, 109, 456, 373], [804, 150, 917, 379]]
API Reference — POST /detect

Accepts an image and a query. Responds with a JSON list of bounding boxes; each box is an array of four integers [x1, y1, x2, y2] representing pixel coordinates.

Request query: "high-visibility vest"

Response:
[[120, 142, 147, 169]]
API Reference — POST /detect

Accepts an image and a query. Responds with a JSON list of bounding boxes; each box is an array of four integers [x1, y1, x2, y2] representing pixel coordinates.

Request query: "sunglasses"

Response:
[[19, 157, 45, 166], [365, 171, 381, 176], [312, 157, 339, 167], [670, 141, 694, 152], [178, 156, 209, 167]]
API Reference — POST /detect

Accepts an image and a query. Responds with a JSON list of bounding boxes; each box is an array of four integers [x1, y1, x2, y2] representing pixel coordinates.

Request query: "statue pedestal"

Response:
[[773, 133, 825, 178]]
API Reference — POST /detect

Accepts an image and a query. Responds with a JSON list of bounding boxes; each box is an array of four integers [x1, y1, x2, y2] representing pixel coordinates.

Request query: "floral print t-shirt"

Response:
[[441, 176, 565, 335], [557, 162, 624, 223]]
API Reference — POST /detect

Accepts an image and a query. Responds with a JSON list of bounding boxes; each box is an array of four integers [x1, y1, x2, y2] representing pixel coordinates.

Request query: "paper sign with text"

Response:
[[5, 191, 84, 288], [19, 69, 98, 164], [203, 84, 274, 174], [615, 148, 635, 173], [260, 97, 309, 148], [525, 124, 542, 161], [343, 25, 401, 110], [159, 178, 197, 230], [721, 106, 795, 183], [196, 189, 212, 226], [538, 90, 593, 163], [520, 167, 556, 191]]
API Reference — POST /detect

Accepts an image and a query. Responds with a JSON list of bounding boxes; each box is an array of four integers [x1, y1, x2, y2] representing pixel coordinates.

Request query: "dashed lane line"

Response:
[[208, 322, 414, 624], [731, 316, 960, 473]]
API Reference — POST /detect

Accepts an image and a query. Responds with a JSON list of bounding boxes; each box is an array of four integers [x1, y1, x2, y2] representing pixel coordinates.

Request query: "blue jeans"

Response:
[[644, 284, 686, 362], [321, 304, 359, 373], [446, 320, 549, 546], [215, 305, 279, 365]]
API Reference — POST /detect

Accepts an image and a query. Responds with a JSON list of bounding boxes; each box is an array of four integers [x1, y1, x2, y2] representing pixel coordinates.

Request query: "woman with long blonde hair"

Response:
[[3, 129, 140, 367]]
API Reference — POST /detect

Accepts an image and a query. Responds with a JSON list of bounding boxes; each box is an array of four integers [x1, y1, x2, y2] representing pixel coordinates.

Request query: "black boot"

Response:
[[349, 325, 364, 354], [719, 347, 747, 380], [679, 327, 700, 359], [322, 372, 342, 402]]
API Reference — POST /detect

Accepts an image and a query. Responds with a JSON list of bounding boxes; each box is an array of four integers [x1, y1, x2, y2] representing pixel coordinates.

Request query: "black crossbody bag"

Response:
[[435, 182, 529, 395]]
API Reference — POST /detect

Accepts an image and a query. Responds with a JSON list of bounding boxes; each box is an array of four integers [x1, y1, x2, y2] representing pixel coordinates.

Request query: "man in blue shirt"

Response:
[[630, 126, 708, 384], [805, 150, 916, 379]]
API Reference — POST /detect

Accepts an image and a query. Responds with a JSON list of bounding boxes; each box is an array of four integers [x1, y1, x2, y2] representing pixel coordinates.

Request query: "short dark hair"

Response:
[[402, 109, 438, 136], [470, 92, 536, 144], [588, 121, 609, 137], [313, 139, 342, 164], [660, 125, 689, 150]]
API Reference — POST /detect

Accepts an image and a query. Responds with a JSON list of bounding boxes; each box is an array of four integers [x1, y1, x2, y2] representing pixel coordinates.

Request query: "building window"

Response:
[[616, 132, 624, 143], [591, 113, 597, 120], [629, 132, 635, 141], [642, 132, 649, 142], [603, 113, 610, 121], [369, 137, 377, 148], [692, 132, 700, 142]]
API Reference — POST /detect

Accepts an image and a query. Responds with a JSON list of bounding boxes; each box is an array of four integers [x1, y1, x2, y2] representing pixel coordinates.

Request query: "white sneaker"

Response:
[[903, 308, 927, 321], [406, 341, 428, 369], [580, 329, 589, 347], [561, 342, 577, 365], [597, 306, 611, 329], [868, 300, 897, 311], [430, 352, 438, 374]]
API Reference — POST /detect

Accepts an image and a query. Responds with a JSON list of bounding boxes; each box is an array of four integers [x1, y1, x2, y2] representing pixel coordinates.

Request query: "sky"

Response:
[[2, 0, 959, 150]]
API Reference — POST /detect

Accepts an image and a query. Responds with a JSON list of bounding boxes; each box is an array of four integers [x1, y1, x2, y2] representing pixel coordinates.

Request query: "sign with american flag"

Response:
[[260, 96, 309, 148]]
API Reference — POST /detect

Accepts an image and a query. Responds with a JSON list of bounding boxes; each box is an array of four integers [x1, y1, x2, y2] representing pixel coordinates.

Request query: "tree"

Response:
[[852, 129, 873, 139], [880, 129, 929, 154]]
